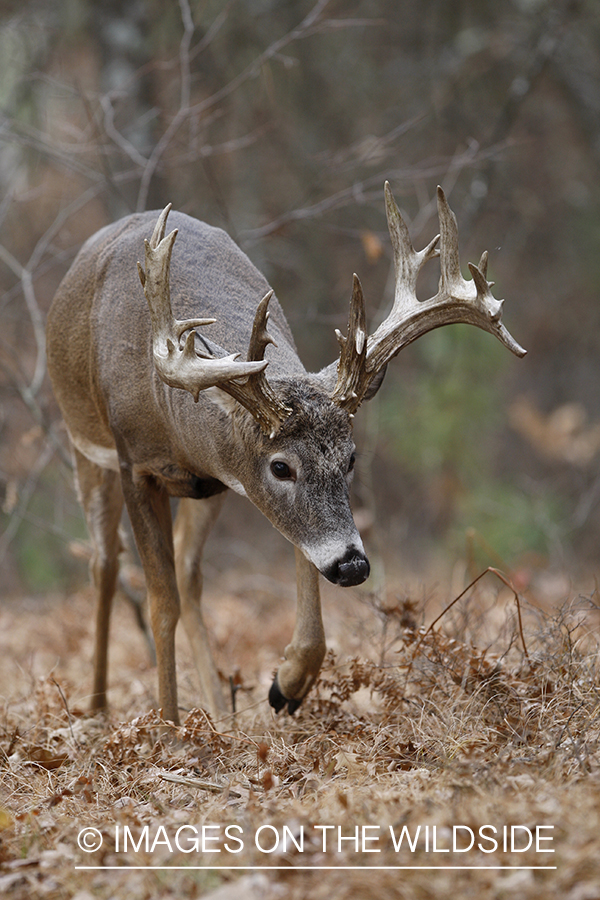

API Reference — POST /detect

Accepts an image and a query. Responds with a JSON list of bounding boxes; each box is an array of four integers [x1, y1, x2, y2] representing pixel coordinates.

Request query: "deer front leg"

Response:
[[269, 547, 326, 715], [173, 494, 228, 718], [119, 468, 181, 725]]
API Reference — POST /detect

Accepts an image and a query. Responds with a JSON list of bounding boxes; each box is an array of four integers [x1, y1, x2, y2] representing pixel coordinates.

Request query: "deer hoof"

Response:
[[268, 677, 302, 715]]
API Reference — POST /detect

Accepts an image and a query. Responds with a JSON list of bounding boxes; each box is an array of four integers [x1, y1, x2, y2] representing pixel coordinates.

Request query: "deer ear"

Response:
[[204, 386, 240, 417], [362, 364, 387, 401]]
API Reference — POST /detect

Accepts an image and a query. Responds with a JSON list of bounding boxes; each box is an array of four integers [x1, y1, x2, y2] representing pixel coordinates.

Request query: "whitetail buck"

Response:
[[46, 184, 525, 724]]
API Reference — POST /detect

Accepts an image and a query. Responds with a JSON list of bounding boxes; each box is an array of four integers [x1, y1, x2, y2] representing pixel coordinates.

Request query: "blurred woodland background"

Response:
[[1, 0, 599, 596]]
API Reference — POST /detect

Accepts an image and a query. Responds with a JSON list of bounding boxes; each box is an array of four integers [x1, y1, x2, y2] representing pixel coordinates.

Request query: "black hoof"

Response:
[[268, 678, 288, 713], [286, 697, 302, 715], [268, 678, 303, 715]]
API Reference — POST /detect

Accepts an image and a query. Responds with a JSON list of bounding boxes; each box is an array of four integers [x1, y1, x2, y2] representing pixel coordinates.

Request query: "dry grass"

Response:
[[1, 562, 600, 899]]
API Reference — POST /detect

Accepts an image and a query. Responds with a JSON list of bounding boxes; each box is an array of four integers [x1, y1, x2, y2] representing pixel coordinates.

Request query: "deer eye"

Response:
[[348, 452, 356, 473], [270, 460, 294, 481]]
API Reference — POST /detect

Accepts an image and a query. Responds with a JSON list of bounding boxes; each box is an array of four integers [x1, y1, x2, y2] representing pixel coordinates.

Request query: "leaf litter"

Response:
[[1, 568, 600, 898]]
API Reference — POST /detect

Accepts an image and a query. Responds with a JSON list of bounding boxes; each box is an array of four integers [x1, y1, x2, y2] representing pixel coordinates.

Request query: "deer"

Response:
[[46, 183, 525, 725]]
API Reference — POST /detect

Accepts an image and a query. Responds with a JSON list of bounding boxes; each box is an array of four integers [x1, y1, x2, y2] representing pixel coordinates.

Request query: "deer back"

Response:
[[47, 211, 305, 475]]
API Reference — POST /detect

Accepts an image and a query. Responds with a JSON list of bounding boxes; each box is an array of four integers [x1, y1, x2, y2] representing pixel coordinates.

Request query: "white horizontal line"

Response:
[[75, 865, 557, 871]]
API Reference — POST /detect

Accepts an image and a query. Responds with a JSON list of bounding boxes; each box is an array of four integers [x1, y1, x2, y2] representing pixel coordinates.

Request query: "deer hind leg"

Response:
[[72, 447, 123, 713], [173, 494, 227, 718], [269, 547, 326, 715]]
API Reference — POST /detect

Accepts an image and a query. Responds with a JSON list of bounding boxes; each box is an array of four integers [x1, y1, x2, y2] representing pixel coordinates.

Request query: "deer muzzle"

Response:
[[323, 549, 370, 587]]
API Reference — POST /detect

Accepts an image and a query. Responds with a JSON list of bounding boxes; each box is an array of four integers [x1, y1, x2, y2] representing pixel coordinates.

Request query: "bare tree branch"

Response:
[[0, 438, 55, 566], [239, 140, 508, 245], [99, 93, 149, 168], [0, 245, 45, 396], [136, 0, 196, 211], [135, 0, 374, 211]]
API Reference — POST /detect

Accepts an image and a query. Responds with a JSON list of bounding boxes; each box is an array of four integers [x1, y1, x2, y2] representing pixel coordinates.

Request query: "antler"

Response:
[[217, 289, 293, 437], [138, 205, 291, 436], [332, 184, 526, 413]]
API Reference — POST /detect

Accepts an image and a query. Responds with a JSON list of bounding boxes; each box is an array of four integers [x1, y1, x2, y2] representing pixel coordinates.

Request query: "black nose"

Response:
[[324, 551, 370, 587]]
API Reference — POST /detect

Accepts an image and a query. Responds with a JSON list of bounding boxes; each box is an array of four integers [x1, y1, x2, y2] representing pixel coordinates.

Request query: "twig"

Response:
[[239, 141, 510, 245], [0, 354, 72, 469], [0, 246, 45, 396], [409, 566, 533, 673], [0, 439, 55, 565], [99, 93, 149, 168], [159, 772, 242, 796], [181, 706, 258, 747], [51, 678, 77, 745]]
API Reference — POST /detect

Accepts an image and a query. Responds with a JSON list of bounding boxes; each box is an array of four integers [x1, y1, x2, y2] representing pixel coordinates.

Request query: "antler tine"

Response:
[[332, 183, 526, 414], [248, 289, 277, 360], [138, 205, 273, 404], [218, 290, 293, 438], [149, 202, 172, 249], [331, 274, 367, 410], [385, 180, 440, 312], [436, 186, 501, 318], [436, 186, 526, 356], [477, 250, 488, 279], [436, 185, 463, 291]]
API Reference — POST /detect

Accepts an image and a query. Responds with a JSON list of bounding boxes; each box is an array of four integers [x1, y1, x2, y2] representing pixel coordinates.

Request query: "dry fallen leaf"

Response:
[[25, 745, 70, 770]]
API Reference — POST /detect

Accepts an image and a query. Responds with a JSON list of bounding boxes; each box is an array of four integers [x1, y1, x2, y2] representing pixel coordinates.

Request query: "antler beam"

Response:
[[332, 184, 526, 414]]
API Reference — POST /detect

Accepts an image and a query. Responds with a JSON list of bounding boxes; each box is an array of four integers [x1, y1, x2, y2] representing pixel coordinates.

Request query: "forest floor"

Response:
[[1, 537, 599, 900]]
